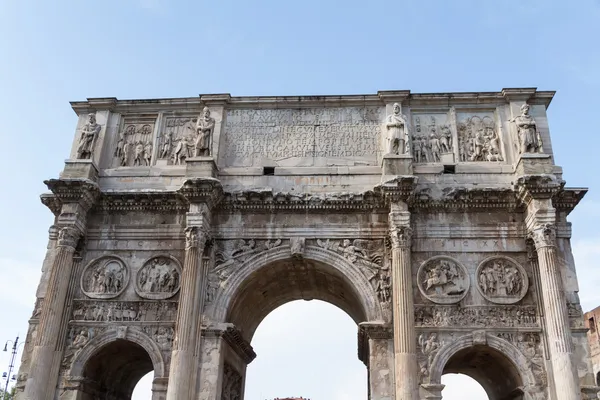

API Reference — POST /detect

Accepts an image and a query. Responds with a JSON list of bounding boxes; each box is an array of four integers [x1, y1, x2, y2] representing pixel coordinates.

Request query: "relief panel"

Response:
[[476, 256, 529, 304], [411, 111, 455, 164], [135, 255, 182, 300], [112, 115, 157, 167], [417, 256, 469, 304], [456, 111, 504, 162], [81, 256, 129, 299]]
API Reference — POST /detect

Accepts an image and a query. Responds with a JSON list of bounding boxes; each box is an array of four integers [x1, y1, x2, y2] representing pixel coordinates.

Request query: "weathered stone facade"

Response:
[[15, 89, 598, 400], [584, 307, 600, 389]]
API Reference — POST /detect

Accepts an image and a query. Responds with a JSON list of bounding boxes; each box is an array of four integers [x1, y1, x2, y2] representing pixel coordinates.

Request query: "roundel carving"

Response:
[[135, 256, 182, 300], [476, 256, 528, 304], [81, 256, 129, 299], [417, 256, 469, 304]]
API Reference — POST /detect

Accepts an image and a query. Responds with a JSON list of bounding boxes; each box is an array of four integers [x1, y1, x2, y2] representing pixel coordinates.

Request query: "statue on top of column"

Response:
[[509, 103, 543, 155], [385, 103, 409, 155], [77, 113, 101, 159], [194, 106, 215, 157]]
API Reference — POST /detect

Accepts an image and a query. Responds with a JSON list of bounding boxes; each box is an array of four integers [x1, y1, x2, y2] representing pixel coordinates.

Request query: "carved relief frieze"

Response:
[[81, 256, 129, 299], [476, 256, 529, 304], [457, 113, 503, 162], [496, 332, 541, 359], [417, 256, 469, 304], [411, 113, 454, 164], [114, 116, 156, 167], [142, 325, 175, 352], [72, 300, 178, 322], [135, 256, 182, 300], [418, 332, 443, 379], [414, 305, 538, 328], [221, 362, 242, 400], [158, 116, 197, 165]]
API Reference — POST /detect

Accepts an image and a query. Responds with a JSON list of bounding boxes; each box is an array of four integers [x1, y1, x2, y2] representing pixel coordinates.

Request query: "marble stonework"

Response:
[[15, 88, 598, 400]]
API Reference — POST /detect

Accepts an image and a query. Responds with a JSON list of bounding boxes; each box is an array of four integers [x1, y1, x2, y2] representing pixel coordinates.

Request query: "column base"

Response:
[[60, 159, 99, 181], [381, 154, 413, 176], [419, 383, 445, 400], [515, 153, 553, 175], [185, 157, 218, 178]]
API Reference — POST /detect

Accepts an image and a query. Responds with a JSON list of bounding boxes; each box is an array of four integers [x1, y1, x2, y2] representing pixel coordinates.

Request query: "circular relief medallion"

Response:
[[81, 256, 129, 299], [135, 256, 182, 300], [417, 256, 470, 304], [476, 256, 528, 304]]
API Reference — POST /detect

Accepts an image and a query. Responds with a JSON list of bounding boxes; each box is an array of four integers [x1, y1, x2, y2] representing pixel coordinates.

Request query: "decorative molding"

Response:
[[514, 175, 565, 204], [357, 322, 392, 364], [552, 188, 587, 215], [375, 176, 418, 203], [202, 324, 256, 364], [412, 187, 521, 212], [95, 192, 189, 213], [177, 178, 223, 208], [44, 179, 99, 209]]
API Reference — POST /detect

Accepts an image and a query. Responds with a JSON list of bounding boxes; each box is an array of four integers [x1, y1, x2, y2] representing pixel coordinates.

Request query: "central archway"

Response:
[[201, 243, 390, 400]]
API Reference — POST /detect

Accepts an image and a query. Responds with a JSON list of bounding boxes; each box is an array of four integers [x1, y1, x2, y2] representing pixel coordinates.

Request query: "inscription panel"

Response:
[[221, 107, 384, 167]]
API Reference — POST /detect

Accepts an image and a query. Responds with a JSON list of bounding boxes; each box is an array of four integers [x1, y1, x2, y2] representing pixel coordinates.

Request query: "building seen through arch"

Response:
[[14, 88, 600, 400]]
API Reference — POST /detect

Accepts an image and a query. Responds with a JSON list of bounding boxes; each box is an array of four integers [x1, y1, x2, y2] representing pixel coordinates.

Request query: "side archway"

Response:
[[428, 333, 541, 400], [209, 244, 384, 340], [68, 328, 166, 400]]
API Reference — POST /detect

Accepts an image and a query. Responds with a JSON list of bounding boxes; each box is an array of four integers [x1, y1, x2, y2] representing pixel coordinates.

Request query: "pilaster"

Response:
[[359, 322, 394, 400]]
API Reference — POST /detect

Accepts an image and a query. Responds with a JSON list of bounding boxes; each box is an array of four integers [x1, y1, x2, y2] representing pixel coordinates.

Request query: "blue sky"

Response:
[[0, 1, 599, 399]]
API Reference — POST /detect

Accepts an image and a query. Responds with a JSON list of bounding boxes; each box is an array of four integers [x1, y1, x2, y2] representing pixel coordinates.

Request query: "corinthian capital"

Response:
[[389, 224, 412, 249], [185, 226, 209, 250], [57, 227, 80, 249], [530, 223, 556, 249]]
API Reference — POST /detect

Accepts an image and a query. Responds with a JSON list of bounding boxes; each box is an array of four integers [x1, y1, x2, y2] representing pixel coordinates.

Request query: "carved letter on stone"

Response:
[[81, 256, 129, 299], [77, 113, 101, 159], [509, 103, 543, 155], [385, 103, 409, 155], [417, 256, 469, 304], [135, 256, 182, 300], [476, 256, 528, 304]]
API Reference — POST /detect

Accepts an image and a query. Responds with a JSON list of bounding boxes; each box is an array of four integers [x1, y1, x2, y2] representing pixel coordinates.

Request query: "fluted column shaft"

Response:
[[25, 228, 80, 400], [532, 223, 580, 400], [167, 226, 208, 400], [390, 205, 418, 400]]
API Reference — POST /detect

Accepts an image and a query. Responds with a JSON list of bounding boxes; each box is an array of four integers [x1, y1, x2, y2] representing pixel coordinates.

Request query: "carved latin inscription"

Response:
[[222, 107, 384, 167]]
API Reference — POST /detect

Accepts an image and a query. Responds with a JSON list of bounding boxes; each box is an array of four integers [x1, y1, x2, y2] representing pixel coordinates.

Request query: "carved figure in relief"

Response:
[[143, 141, 153, 166], [173, 136, 192, 165], [476, 258, 528, 304], [340, 239, 368, 262], [417, 257, 469, 304], [77, 113, 101, 159], [428, 133, 441, 163], [194, 107, 215, 157], [372, 267, 391, 303], [138, 257, 180, 296], [458, 116, 503, 162], [71, 330, 89, 351], [411, 116, 453, 163], [160, 131, 173, 159], [114, 132, 125, 160], [440, 125, 452, 153], [133, 141, 144, 166], [83, 258, 127, 297], [418, 333, 441, 374], [385, 103, 409, 155], [121, 141, 131, 166], [509, 103, 543, 154]]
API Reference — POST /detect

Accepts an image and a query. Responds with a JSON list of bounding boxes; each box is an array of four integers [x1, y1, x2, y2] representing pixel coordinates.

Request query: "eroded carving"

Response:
[[290, 237, 306, 258], [412, 115, 453, 163], [417, 256, 469, 304], [194, 107, 215, 157], [509, 103, 543, 154], [72, 300, 178, 322], [81, 257, 128, 299], [77, 113, 101, 159], [530, 223, 556, 248], [497, 332, 541, 359], [135, 256, 182, 300], [415, 305, 538, 328], [158, 116, 196, 165], [418, 333, 442, 377], [457, 115, 503, 162], [477, 257, 528, 304], [57, 227, 80, 249], [317, 238, 383, 265], [221, 362, 242, 400], [142, 326, 175, 351], [389, 225, 412, 249], [385, 103, 409, 155], [114, 121, 155, 167]]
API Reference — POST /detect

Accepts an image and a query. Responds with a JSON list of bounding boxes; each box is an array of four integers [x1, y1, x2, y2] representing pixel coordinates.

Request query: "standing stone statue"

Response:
[[77, 113, 101, 159], [194, 106, 215, 157], [385, 103, 409, 155], [509, 103, 543, 154]]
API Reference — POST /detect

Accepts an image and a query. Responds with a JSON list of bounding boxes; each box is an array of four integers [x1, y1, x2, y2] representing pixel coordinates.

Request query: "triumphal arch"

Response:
[[15, 88, 600, 400]]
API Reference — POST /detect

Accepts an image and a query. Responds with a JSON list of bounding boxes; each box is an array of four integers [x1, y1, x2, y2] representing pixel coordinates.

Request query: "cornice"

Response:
[[44, 179, 100, 210], [410, 187, 521, 212], [41, 193, 62, 216], [220, 189, 387, 212], [514, 175, 565, 204], [375, 176, 419, 203], [553, 187, 587, 215], [177, 178, 224, 208], [94, 192, 189, 213], [202, 323, 256, 364]]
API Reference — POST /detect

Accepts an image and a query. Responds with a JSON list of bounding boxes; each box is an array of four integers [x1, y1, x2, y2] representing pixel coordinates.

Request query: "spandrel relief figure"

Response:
[[77, 113, 101, 159], [417, 257, 469, 304], [509, 103, 543, 154], [81, 257, 129, 299], [194, 106, 215, 157], [385, 103, 409, 155]]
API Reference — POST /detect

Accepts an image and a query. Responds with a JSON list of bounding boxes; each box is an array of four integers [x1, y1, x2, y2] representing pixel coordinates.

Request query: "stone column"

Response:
[[530, 222, 581, 400], [24, 228, 80, 400], [389, 202, 418, 400], [166, 224, 209, 400]]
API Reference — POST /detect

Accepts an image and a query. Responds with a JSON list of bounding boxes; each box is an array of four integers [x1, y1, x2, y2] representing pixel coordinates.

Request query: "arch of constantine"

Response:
[[15, 88, 600, 399]]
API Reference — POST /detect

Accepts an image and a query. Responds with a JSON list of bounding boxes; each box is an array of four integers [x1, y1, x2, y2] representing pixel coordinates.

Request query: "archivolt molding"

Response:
[[68, 327, 166, 379], [427, 332, 538, 390], [207, 243, 383, 325]]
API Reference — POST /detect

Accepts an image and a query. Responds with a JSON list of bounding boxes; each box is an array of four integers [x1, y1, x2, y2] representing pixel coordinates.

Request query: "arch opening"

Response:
[[442, 373, 488, 399], [79, 339, 154, 400], [226, 256, 372, 342], [442, 345, 524, 400]]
